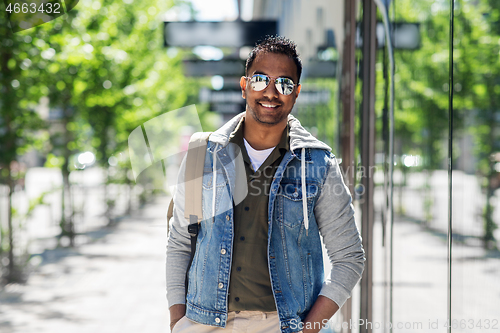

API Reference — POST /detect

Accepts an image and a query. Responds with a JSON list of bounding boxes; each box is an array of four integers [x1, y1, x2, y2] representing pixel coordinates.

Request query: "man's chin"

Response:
[[254, 114, 287, 126]]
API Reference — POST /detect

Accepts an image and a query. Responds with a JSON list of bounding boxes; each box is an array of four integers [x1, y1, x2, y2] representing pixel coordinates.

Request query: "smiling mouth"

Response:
[[259, 102, 280, 108]]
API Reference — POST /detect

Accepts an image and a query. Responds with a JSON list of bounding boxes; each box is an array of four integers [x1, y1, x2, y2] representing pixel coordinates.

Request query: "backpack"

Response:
[[167, 132, 211, 293]]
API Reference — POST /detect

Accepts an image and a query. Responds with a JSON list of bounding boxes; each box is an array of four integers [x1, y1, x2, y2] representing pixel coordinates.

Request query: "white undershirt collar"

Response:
[[243, 138, 275, 171]]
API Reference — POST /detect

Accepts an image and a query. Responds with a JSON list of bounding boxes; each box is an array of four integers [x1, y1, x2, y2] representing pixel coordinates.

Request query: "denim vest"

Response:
[[185, 141, 331, 333]]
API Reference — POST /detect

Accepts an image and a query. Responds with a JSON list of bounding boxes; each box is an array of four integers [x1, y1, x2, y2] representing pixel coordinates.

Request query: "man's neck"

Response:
[[243, 114, 287, 150]]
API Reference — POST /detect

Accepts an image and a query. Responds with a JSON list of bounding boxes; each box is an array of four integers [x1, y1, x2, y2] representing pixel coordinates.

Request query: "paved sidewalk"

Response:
[[372, 215, 500, 333], [2, 193, 498, 333], [0, 196, 171, 333]]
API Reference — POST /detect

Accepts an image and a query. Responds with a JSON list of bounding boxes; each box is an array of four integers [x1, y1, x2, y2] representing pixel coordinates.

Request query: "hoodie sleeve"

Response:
[[313, 155, 365, 308], [166, 155, 192, 307]]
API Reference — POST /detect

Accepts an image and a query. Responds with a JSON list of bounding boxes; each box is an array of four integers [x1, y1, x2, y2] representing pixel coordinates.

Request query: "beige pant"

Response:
[[172, 311, 289, 333]]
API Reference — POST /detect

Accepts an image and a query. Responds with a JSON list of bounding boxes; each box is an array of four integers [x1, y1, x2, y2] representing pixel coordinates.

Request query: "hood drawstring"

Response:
[[301, 148, 309, 235], [212, 144, 219, 221]]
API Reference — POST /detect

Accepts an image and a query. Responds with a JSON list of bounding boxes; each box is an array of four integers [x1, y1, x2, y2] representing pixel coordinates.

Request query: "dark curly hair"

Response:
[[245, 35, 303, 83]]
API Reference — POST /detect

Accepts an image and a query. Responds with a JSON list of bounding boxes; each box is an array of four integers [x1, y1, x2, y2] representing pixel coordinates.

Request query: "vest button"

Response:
[[226, 215, 230, 221], [221, 249, 226, 255], [215, 317, 221, 323], [218, 282, 223, 289]]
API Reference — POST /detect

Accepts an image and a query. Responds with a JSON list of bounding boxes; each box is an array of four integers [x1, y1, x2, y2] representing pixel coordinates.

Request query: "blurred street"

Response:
[[372, 215, 500, 333], [0, 195, 170, 333], [0, 188, 498, 333]]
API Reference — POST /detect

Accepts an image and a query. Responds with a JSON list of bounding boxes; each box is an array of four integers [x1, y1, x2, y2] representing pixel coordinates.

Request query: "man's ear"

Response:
[[295, 84, 301, 97], [240, 76, 247, 99]]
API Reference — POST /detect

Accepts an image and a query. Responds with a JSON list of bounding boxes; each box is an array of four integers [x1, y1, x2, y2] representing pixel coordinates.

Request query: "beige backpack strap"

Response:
[[167, 132, 211, 234], [184, 132, 211, 224], [167, 198, 174, 222], [166, 198, 174, 235]]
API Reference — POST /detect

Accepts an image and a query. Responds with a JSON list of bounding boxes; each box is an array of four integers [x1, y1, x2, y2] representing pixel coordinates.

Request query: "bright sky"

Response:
[[189, 0, 253, 21], [190, 0, 237, 20]]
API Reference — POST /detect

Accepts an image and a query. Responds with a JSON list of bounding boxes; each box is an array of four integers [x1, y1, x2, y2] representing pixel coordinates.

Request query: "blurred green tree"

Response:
[[392, 0, 499, 246], [0, 14, 46, 282], [454, 0, 499, 247], [0, 0, 205, 282], [30, 0, 200, 242], [378, 0, 450, 222]]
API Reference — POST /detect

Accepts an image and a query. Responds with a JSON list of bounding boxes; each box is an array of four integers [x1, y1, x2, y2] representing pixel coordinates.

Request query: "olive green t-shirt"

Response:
[[227, 118, 289, 311]]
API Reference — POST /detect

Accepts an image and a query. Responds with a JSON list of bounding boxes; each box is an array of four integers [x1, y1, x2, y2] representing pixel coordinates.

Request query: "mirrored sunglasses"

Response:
[[246, 74, 297, 95]]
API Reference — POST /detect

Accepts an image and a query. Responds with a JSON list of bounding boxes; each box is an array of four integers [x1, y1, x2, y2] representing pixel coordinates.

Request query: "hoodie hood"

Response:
[[209, 112, 332, 152]]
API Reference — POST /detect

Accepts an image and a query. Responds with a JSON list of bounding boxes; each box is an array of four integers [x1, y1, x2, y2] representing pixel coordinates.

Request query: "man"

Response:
[[167, 36, 364, 333]]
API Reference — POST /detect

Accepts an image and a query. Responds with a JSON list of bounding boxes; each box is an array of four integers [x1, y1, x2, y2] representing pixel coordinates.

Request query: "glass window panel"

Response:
[[451, 0, 500, 332]]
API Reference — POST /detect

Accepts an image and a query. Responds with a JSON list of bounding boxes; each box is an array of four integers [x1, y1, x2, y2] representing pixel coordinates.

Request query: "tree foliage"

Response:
[[391, 0, 499, 245], [0, 0, 206, 281]]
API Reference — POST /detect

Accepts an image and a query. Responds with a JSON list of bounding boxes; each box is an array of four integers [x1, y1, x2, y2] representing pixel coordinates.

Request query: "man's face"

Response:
[[240, 52, 301, 127]]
